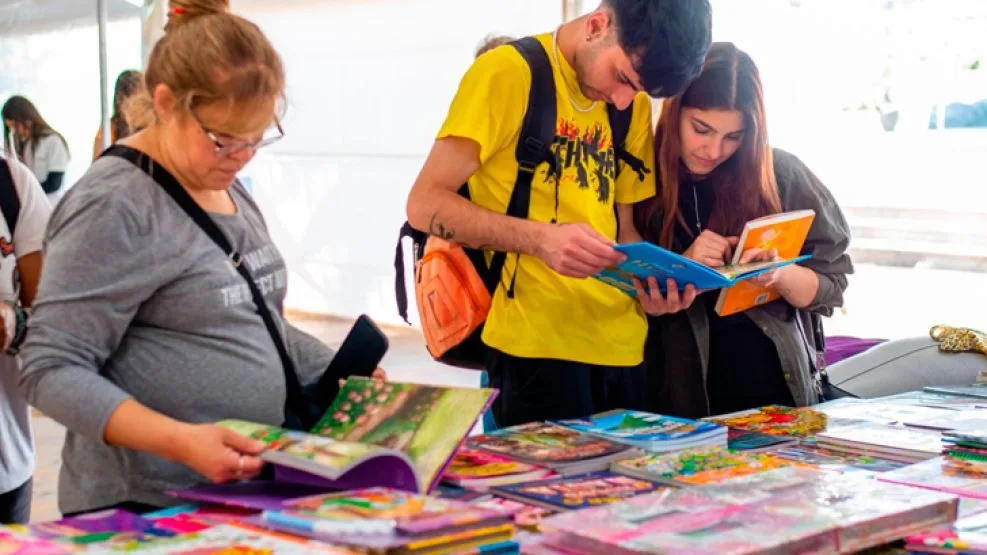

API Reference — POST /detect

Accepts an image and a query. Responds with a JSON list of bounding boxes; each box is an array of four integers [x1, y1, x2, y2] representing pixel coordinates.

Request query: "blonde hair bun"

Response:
[[165, 0, 230, 32]]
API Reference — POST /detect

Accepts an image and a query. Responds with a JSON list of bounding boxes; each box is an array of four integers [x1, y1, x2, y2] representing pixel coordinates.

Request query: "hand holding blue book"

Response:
[[594, 242, 812, 295]]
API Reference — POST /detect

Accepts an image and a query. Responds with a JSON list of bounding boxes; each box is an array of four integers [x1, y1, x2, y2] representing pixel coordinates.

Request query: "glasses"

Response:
[[191, 111, 284, 156]]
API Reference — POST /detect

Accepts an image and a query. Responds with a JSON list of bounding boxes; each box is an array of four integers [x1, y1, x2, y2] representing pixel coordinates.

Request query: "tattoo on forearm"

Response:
[[428, 212, 456, 241], [425, 213, 496, 251]]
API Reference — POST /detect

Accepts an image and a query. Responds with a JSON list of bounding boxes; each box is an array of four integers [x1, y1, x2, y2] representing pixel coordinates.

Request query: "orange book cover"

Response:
[[715, 209, 816, 316]]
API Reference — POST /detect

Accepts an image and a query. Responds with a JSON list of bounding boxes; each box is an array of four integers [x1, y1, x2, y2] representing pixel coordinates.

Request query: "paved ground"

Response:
[[26, 261, 987, 522]]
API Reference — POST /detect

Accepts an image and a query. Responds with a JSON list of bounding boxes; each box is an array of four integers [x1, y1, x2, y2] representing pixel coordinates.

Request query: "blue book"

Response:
[[554, 410, 727, 453], [594, 241, 812, 295]]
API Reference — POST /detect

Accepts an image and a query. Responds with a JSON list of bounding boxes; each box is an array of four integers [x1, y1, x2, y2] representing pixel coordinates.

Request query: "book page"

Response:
[[310, 378, 496, 492], [217, 420, 397, 480]]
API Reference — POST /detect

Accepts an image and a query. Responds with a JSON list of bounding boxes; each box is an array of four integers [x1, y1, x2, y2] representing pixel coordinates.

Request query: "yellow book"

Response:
[[715, 209, 816, 316]]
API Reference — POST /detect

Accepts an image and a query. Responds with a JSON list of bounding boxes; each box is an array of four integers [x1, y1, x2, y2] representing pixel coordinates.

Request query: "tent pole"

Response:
[[98, 0, 111, 150]]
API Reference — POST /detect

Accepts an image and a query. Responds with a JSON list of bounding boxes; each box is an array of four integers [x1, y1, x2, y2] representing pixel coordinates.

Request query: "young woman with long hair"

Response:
[[634, 43, 853, 418]]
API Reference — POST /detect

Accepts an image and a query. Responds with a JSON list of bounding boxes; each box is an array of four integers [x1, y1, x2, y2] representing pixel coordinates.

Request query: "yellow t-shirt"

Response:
[[436, 33, 656, 366]]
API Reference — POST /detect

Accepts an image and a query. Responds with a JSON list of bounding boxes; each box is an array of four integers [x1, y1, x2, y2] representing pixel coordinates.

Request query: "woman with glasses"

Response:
[[17, 0, 378, 517]]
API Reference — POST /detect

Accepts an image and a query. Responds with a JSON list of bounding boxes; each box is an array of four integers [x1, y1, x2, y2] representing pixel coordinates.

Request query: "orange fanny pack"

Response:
[[394, 221, 509, 369]]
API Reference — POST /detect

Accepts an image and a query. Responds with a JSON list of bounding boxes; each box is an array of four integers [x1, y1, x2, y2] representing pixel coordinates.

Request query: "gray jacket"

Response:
[[646, 149, 854, 418]]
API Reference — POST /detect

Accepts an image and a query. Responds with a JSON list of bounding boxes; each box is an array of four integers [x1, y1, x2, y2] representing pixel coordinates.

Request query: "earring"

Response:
[[585, 35, 592, 42]]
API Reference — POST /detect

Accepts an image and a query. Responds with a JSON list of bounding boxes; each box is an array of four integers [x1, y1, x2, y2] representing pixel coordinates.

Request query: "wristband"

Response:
[[2, 301, 28, 356]]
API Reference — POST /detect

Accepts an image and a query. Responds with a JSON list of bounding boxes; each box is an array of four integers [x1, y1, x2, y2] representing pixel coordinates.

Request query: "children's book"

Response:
[[815, 422, 944, 464], [442, 448, 556, 490], [471, 497, 557, 531], [770, 445, 907, 475], [593, 241, 812, 296], [488, 470, 671, 511], [104, 522, 357, 554], [610, 445, 806, 487], [878, 457, 987, 501], [311, 377, 497, 493], [0, 527, 75, 555], [467, 422, 638, 475], [251, 488, 513, 553], [714, 209, 816, 316], [704, 405, 828, 438], [727, 427, 800, 452], [541, 483, 839, 555], [219, 419, 428, 492], [552, 409, 727, 453], [17, 508, 176, 546]]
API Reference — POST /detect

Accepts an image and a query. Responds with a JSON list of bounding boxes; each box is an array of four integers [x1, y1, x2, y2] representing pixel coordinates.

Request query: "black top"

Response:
[[674, 177, 795, 414]]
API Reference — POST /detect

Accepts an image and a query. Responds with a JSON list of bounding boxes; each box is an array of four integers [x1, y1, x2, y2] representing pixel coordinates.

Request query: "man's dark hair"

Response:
[[606, 0, 713, 98]]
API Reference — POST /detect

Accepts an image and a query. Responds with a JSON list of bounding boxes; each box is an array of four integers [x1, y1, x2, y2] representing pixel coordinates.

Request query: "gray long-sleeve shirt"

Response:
[[18, 157, 333, 514]]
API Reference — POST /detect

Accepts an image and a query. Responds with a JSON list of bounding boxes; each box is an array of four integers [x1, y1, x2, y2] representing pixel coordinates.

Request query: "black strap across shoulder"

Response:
[[0, 158, 21, 235], [101, 145, 307, 424]]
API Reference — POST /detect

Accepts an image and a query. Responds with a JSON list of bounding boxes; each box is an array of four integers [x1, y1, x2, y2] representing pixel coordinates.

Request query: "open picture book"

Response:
[[594, 209, 815, 315], [170, 377, 496, 506], [594, 242, 810, 295]]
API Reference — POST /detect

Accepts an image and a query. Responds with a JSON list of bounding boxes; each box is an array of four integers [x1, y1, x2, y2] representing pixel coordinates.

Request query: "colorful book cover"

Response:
[[443, 448, 548, 481], [542, 487, 837, 555], [489, 470, 671, 511], [815, 422, 943, 463], [471, 497, 557, 531], [878, 457, 987, 500], [467, 422, 631, 465], [704, 405, 827, 438], [215, 419, 422, 492], [611, 446, 804, 486], [727, 428, 799, 452], [594, 241, 811, 296], [715, 209, 815, 316], [311, 377, 497, 493], [0, 528, 76, 555], [553, 410, 725, 451], [22, 509, 175, 546], [282, 487, 506, 536], [105, 522, 357, 554], [770, 445, 907, 475]]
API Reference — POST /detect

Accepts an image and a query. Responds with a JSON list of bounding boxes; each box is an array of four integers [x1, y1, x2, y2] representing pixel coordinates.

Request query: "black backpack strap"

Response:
[[100, 145, 308, 424], [608, 103, 648, 181], [496, 36, 557, 297], [394, 221, 426, 325], [0, 158, 20, 236]]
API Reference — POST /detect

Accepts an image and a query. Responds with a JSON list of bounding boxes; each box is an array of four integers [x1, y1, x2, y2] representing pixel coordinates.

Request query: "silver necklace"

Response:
[[551, 28, 599, 114], [692, 185, 703, 235]]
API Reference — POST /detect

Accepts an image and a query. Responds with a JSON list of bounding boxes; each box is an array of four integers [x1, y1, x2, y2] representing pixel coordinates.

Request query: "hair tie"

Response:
[[171, 6, 186, 15]]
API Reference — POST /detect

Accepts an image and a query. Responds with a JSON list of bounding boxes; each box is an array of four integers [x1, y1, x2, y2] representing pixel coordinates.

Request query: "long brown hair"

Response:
[[2, 95, 70, 162], [634, 42, 781, 248]]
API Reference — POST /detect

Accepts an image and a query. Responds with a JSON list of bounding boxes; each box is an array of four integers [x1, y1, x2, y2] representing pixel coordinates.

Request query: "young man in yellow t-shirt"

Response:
[[406, 0, 712, 427]]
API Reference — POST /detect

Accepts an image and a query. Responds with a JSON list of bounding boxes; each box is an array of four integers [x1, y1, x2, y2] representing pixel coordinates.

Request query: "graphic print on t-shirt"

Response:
[[550, 120, 650, 205], [219, 244, 287, 308]]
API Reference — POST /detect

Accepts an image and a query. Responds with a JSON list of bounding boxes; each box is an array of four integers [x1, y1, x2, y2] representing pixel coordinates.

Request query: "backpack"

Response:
[[393, 36, 642, 369], [0, 158, 20, 235]]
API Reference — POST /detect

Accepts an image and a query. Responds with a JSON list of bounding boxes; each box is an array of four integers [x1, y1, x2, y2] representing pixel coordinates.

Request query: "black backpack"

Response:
[[0, 158, 21, 235], [393, 36, 644, 369]]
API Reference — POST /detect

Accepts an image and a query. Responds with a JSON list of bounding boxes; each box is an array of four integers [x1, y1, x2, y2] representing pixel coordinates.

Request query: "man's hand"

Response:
[[534, 223, 626, 278], [634, 277, 698, 316]]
